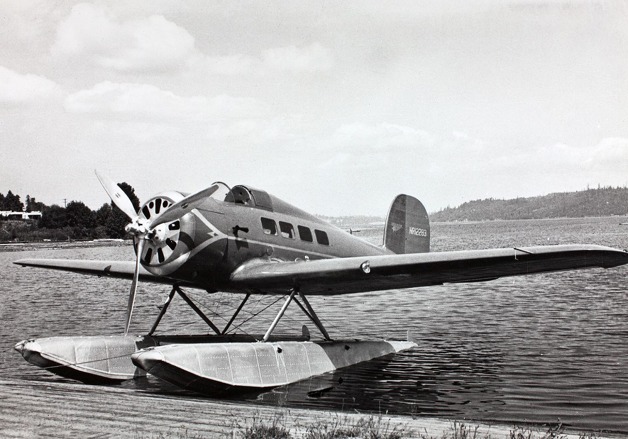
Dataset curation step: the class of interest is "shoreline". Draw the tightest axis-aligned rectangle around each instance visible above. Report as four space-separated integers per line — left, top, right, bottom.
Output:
0 378 620 438
0 239 130 252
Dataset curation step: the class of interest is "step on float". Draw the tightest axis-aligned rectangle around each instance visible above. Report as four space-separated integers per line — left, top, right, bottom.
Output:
15 335 416 394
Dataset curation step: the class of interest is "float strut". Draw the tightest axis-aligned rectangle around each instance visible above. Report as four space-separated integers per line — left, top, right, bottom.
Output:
221 293 250 335
147 285 178 336
175 286 221 335
262 289 297 342
297 292 331 341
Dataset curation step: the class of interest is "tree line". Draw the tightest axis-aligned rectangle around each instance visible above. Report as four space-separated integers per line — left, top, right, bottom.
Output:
0 183 140 242
431 186 628 222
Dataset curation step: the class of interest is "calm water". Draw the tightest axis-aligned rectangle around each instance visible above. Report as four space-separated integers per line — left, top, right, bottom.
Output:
1 217 628 433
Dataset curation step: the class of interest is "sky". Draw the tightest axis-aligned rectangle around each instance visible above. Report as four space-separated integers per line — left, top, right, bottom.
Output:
0 1 626 216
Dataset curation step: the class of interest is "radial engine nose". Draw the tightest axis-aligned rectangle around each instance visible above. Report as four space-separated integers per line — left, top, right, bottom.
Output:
136 191 195 271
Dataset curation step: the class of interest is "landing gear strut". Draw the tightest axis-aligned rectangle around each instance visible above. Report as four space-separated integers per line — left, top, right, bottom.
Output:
148 285 250 336
263 288 332 342
148 285 331 341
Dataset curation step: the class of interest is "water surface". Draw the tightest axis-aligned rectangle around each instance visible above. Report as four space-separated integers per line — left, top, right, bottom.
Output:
1 217 627 433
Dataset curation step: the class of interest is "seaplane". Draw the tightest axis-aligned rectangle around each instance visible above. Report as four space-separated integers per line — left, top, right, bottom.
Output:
14 171 628 395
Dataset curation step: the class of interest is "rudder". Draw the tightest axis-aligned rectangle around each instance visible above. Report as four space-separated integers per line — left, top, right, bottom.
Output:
383 194 430 254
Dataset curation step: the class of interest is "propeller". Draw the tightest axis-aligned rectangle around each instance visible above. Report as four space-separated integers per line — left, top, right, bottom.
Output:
126 238 145 335
94 170 138 222
146 184 219 230
95 170 218 335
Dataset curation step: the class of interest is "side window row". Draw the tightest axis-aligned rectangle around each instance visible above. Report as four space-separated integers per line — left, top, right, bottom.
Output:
261 217 329 246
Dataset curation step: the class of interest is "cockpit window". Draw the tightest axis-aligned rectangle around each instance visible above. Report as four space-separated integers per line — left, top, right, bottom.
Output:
261 217 277 235
250 189 273 211
210 182 231 201
315 229 329 246
225 186 252 205
279 221 295 239
223 185 273 211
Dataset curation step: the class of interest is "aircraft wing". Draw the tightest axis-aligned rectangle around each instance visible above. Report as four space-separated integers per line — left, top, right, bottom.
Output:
13 259 172 285
229 244 628 295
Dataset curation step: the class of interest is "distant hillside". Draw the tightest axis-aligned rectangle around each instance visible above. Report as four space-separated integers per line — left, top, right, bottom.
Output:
317 215 384 229
431 187 628 222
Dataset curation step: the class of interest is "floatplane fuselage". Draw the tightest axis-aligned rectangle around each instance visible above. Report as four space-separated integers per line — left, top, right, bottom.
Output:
13 173 628 395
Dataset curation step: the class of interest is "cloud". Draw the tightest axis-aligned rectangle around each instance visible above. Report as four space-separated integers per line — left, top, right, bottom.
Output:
261 43 333 73
51 3 196 73
64 81 268 121
0 65 60 105
50 4 333 77
519 139 628 176
331 122 434 151
195 43 334 75
315 122 435 176
587 137 628 171
199 54 256 76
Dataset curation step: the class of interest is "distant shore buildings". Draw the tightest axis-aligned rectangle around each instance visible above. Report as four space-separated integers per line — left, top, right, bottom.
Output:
0 210 42 220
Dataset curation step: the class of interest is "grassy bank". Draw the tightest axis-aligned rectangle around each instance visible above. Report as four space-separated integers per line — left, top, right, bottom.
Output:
0 379 613 439
231 413 601 439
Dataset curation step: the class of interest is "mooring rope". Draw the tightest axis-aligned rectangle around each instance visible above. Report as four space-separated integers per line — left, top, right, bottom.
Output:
36 352 136 370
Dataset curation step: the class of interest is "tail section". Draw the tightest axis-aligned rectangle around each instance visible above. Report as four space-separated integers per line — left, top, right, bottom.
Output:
384 194 430 254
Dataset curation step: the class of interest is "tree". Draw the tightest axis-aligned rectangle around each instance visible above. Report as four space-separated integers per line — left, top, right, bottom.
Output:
106 182 141 238
118 182 141 212
95 203 113 225
39 205 67 229
94 203 113 238
2 190 23 212
25 195 46 212
66 201 96 228
65 201 96 239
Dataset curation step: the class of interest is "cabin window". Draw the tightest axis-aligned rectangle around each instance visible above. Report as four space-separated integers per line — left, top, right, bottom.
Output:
261 217 277 235
279 221 295 239
298 225 313 242
315 229 329 246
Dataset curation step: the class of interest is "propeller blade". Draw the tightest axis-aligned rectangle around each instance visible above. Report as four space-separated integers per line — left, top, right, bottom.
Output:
147 184 219 229
95 170 138 221
124 238 145 335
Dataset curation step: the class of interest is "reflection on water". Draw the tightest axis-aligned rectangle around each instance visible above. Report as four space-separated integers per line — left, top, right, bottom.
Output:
1 217 628 433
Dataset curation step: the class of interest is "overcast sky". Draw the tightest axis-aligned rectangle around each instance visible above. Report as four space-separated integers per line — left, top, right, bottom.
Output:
1 1 626 216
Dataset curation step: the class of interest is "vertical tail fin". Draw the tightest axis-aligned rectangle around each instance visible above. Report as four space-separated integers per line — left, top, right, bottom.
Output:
383 194 430 254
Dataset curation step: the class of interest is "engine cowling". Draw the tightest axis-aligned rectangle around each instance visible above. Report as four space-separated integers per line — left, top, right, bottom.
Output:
134 191 196 276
